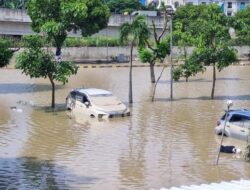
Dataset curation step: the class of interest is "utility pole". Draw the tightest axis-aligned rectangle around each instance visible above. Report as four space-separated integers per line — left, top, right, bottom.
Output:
170 13 173 100
166 5 174 101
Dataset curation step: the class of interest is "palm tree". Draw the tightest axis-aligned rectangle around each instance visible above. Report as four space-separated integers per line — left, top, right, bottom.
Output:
120 16 150 104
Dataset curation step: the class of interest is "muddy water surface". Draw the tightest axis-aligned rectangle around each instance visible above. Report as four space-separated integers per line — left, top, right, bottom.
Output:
0 65 250 190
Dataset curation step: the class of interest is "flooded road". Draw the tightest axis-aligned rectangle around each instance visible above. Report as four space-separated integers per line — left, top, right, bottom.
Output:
0 65 250 189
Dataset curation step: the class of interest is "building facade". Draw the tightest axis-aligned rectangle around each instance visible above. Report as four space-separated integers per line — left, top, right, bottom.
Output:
146 0 250 16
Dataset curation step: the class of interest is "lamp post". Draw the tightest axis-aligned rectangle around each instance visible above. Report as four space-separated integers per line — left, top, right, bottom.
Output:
216 100 233 165
166 6 174 101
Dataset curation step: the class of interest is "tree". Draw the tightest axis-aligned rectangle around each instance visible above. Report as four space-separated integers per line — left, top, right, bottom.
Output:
107 0 143 14
0 0 23 9
235 6 250 45
0 38 14 68
26 0 110 59
172 4 238 99
120 16 150 104
172 4 206 82
138 8 171 83
16 35 78 108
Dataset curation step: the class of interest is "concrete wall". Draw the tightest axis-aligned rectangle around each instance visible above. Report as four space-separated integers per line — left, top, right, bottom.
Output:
11 46 249 65
0 8 164 37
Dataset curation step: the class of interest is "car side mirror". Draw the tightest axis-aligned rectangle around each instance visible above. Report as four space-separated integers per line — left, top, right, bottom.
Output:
84 102 90 108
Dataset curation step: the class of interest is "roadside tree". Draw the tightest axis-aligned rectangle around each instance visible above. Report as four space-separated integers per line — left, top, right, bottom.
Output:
120 16 150 104
26 0 110 60
235 6 250 45
0 39 14 68
173 4 238 99
16 35 78 108
0 0 24 9
107 0 143 14
138 7 170 83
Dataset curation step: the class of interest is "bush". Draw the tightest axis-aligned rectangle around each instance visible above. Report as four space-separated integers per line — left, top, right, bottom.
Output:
64 36 122 47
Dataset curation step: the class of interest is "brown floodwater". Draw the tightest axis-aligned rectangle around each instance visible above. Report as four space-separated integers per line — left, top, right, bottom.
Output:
0 65 250 189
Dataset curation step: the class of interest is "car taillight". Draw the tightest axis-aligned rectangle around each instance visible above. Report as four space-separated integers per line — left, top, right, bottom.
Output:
216 120 221 126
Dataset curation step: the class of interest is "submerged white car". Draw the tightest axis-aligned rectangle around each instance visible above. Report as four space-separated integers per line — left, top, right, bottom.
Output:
66 88 130 118
215 109 250 141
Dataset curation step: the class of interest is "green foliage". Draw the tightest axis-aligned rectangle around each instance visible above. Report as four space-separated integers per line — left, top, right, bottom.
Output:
64 36 121 47
0 0 23 9
173 54 206 81
138 47 154 63
0 39 14 68
173 4 237 86
120 15 150 47
172 66 183 81
107 0 143 14
26 0 110 55
16 35 78 84
155 39 170 60
235 6 250 45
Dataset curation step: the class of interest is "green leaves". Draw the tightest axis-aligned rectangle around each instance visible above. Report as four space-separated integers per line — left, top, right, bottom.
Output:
235 6 250 45
16 35 78 83
138 48 154 63
0 39 14 68
107 0 143 14
120 16 150 47
26 0 110 53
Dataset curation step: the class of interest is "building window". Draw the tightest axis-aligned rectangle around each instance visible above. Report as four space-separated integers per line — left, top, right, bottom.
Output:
228 2 232 8
240 2 245 10
201 2 206 4
227 12 232 16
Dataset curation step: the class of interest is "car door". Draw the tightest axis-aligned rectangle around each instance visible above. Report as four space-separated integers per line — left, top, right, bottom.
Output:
74 93 92 116
229 114 248 140
241 116 250 141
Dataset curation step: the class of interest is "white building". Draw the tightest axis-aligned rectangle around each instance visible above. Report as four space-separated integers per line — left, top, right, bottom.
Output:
146 0 250 16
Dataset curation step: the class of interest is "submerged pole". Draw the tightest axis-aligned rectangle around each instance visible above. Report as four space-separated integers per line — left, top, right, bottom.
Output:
216 100 233 165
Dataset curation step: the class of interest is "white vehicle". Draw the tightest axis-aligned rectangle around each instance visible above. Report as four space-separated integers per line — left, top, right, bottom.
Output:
215 109 250 141
66 88 130 118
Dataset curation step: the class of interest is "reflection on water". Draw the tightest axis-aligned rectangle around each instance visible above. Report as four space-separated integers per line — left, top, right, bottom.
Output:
0 66 250 189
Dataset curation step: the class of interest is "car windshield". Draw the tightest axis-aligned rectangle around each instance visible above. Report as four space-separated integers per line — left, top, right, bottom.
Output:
89 94 122 106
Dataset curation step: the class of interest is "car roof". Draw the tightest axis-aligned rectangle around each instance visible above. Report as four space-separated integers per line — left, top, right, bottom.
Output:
227 109 250 116
73 88 112 96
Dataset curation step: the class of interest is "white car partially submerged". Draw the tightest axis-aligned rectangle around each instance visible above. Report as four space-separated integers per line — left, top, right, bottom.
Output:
66 88 130 118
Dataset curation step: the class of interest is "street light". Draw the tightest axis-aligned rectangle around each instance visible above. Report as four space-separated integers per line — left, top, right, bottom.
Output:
166 5 174 101
216 100 233 165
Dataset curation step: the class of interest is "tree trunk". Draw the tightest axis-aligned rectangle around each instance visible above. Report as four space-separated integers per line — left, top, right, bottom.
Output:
152 65 166 102
129 43 133 104
211 63 216 99
149 62 156 83
48 74 55 108
184 46 188 82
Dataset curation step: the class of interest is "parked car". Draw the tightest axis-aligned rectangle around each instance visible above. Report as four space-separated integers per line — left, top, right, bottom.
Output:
66 88 130 118
215 109 250 141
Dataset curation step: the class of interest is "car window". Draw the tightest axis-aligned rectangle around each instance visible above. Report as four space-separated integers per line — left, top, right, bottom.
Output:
229 114 244 122
70 91 76 98
75 93 83 102
221 113 226 120
82 95 89 103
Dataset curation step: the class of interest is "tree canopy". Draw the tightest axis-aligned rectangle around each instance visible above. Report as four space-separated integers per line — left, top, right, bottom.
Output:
0 0 24 9
173 4 238 99
0 39 14 68
235 6 250 45
26 0 110 57
16 35 78 108
107 0 143 14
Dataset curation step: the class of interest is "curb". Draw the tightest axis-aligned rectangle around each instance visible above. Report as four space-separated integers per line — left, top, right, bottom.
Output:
77 64 165 68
